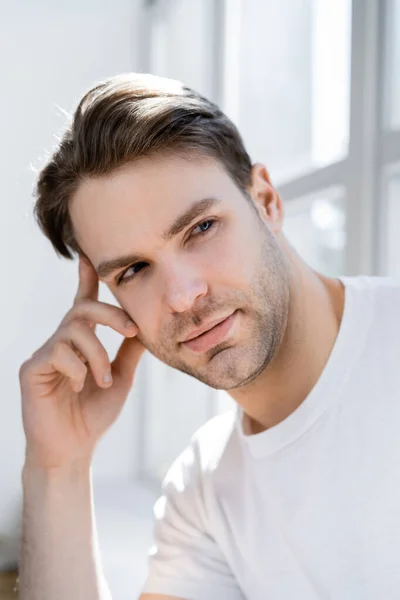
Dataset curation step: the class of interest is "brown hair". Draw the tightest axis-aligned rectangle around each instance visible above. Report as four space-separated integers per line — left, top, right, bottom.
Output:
33 73 253 259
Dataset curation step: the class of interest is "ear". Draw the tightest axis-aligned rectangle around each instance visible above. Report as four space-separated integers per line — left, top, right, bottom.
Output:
248 163 284 233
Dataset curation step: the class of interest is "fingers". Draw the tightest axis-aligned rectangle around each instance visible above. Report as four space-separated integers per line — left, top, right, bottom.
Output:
74 255 99 304
112 335 146 389
62 299 138 337
50 341 88 393
57 321 114 389
46 254 142 393
70 255 137 336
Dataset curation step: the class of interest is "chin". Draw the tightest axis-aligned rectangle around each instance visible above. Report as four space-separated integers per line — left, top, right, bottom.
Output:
190 346 268 390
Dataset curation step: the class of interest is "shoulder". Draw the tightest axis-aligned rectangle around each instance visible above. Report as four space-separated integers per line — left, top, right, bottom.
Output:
340 275 400 354
340 275 400 296
341 275 400 318
163 407 239 492
154 407 239 533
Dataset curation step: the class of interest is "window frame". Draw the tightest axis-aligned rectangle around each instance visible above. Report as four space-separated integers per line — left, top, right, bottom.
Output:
219 0 400 276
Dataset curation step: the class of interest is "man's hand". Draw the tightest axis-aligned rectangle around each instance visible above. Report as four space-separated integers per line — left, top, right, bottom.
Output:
19 255 146 470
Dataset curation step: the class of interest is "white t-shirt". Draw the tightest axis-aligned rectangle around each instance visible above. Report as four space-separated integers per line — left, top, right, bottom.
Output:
141 276 400 600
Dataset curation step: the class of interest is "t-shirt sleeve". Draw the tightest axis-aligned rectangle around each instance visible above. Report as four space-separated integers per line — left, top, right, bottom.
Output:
140 440 245 600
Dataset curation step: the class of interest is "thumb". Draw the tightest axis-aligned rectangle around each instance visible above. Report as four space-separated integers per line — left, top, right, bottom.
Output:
111 334 146 390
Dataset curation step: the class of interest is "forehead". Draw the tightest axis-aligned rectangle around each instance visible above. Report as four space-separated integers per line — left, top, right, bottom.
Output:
69 155 238 260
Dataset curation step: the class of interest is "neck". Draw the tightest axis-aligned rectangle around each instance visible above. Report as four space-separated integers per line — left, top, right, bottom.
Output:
228 245 345 435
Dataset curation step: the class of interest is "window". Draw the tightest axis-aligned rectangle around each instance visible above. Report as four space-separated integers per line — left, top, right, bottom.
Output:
383 164 400 277
380 0 400 274
221 0 352 277
284 188 346 276
148 0 218 101
236 0 351 184
385 0 400 130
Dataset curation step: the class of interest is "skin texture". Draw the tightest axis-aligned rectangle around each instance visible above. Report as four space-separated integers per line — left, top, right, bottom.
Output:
70 153 345 433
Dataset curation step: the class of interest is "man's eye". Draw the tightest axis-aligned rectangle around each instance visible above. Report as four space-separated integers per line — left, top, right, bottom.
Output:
191 219 216 236
117 262 147 286
116 221 216 286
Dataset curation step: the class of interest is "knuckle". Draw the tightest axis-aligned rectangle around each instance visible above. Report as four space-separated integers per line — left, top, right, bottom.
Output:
51 340 66 360
67 319 87 337
64 300 90 323
74 298 92 311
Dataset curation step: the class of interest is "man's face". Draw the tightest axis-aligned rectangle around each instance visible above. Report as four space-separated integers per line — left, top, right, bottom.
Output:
70 155 290 390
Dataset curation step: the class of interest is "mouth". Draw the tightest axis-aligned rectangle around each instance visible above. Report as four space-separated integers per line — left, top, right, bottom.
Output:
181 311 238 353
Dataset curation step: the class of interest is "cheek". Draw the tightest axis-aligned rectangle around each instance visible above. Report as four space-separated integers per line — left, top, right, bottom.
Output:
114 287 159 338
208 225 256 288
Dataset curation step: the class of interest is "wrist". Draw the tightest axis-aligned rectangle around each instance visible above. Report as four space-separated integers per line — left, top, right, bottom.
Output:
22 454 92 483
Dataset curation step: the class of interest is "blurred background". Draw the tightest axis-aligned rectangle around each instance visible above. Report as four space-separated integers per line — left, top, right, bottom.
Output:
1 0 399 597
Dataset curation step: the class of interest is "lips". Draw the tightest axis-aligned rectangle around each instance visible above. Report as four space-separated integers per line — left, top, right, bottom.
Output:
182 314 234 342
181 311 238 353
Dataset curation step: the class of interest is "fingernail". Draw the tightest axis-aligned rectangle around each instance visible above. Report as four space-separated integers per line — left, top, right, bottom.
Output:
103 370 112 384
125 319 135 328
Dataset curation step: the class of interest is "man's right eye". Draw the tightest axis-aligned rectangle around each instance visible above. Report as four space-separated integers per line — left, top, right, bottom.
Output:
117 262 147 286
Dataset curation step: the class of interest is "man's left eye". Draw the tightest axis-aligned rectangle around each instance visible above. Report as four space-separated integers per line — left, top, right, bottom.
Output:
191 219 215 236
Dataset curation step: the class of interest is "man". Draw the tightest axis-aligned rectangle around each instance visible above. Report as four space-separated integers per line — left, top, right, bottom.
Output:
18 73 400 600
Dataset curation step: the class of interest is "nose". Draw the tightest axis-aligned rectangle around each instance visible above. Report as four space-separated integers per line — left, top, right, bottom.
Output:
161 263 208 313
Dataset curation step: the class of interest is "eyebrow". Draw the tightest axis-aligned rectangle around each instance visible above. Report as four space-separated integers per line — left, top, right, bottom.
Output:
96 196 222 279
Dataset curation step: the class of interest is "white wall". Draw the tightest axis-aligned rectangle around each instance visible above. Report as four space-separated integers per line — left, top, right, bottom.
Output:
0 0 145 568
